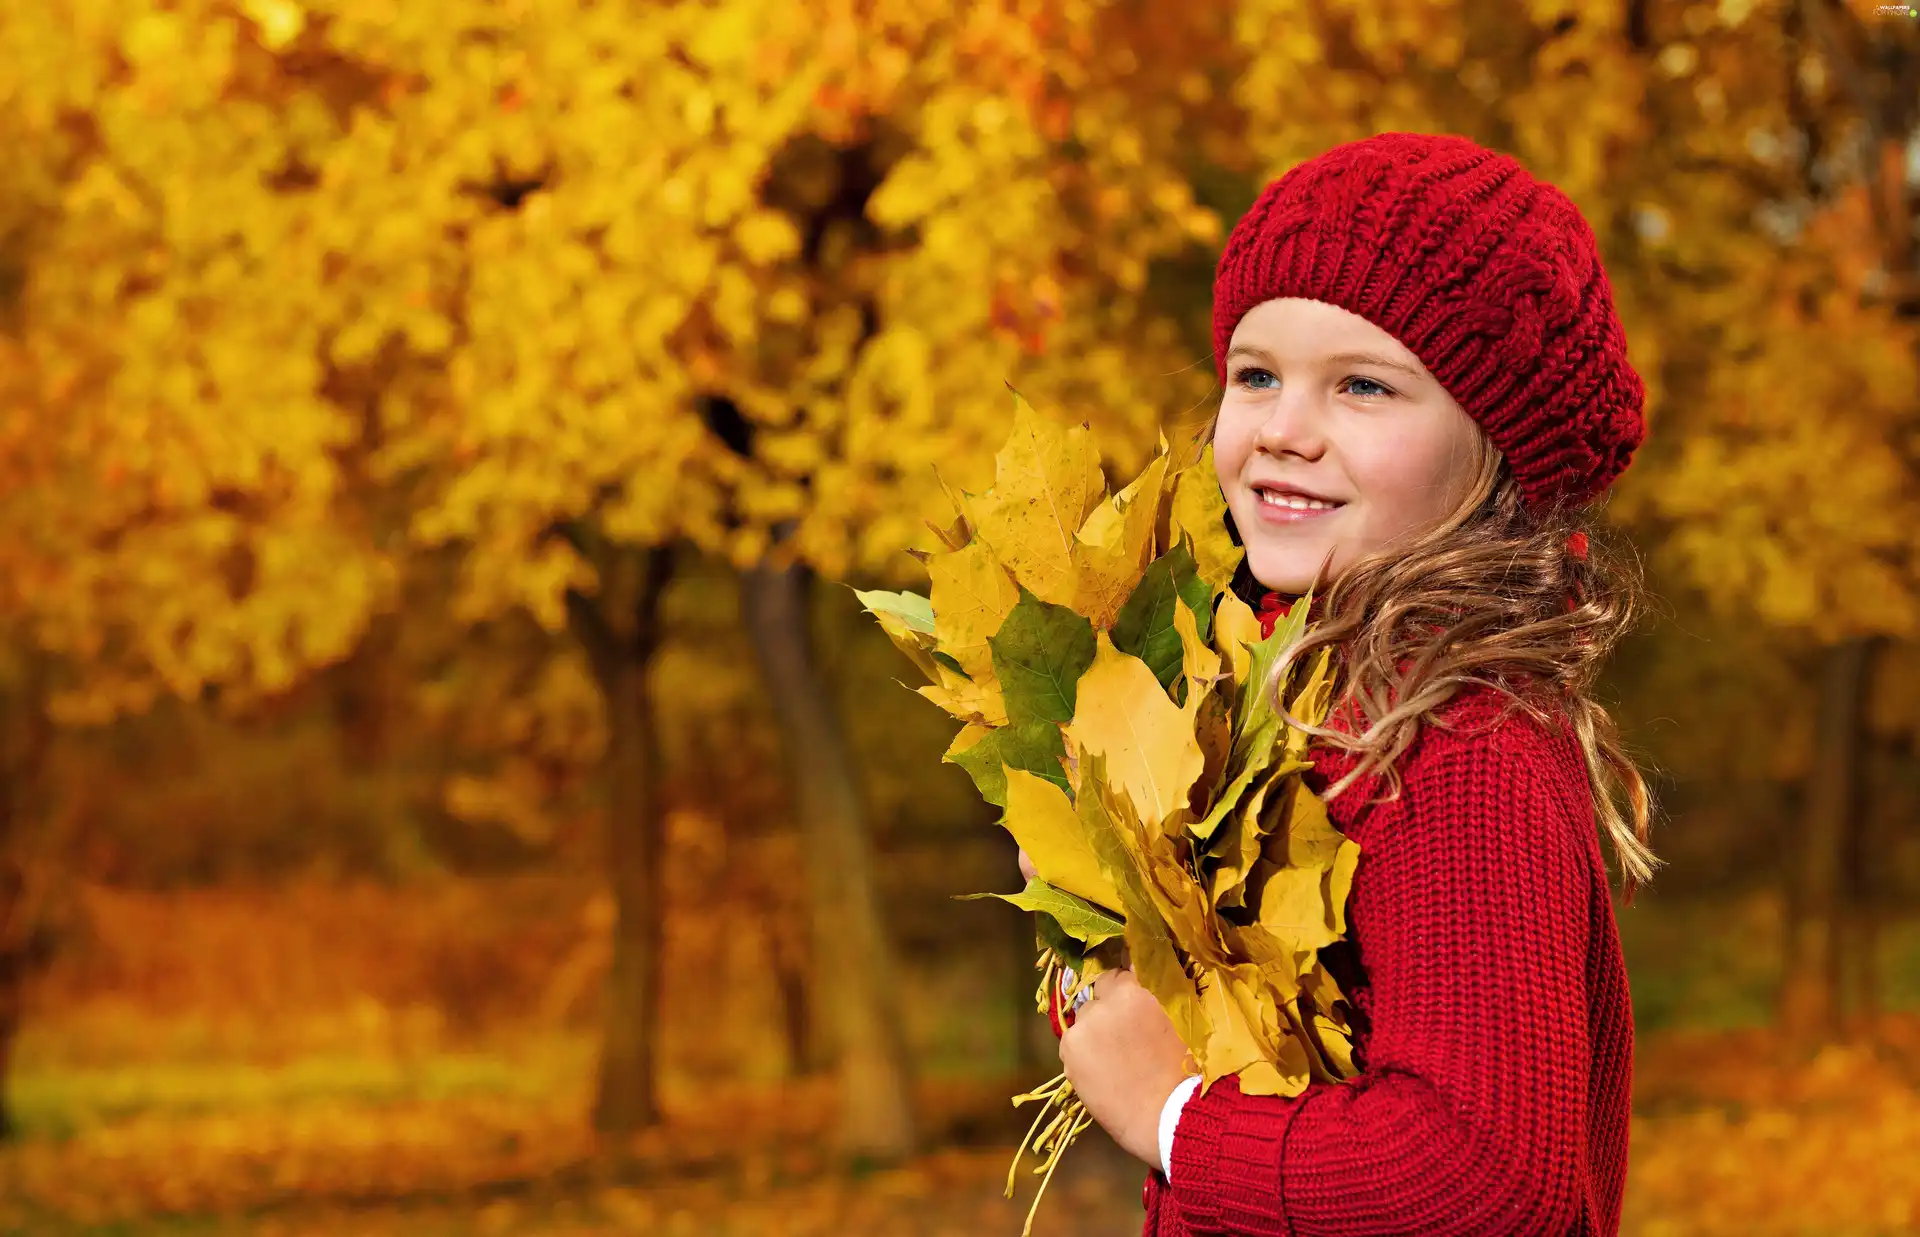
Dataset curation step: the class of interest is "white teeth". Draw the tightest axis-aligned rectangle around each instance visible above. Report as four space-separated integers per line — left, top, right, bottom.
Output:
1258 490 1337 511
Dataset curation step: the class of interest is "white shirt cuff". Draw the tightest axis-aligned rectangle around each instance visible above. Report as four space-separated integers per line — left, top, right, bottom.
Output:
1157 1075 1202 1178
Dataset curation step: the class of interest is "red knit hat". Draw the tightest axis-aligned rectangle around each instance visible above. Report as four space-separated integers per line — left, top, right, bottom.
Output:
1212 132 1646 510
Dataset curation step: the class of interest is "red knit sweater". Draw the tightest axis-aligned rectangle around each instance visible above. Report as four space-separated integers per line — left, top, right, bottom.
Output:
1143 685 1634 1236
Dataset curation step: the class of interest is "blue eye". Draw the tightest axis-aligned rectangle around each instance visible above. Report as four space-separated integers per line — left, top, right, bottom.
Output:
1231 367 1395 398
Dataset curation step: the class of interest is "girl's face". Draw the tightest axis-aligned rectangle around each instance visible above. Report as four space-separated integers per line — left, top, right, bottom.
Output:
1214 297 1490 595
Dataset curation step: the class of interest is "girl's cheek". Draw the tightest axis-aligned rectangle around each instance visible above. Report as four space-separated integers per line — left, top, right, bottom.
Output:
1212 405 1252 492
1214 454 1240 504
1349 437 1455 541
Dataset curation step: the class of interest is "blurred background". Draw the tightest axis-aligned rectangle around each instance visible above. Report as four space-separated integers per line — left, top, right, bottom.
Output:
1 0 1919 1234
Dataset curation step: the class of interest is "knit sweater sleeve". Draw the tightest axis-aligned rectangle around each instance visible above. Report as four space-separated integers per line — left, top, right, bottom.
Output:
1164 722 1600 1236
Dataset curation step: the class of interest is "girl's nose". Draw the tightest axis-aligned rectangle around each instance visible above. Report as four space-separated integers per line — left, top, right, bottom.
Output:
1252 389 1328 461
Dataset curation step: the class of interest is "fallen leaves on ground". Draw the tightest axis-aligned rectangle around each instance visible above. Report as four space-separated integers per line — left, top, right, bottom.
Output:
1622 1019 1920 1237
7 1023 1920 1235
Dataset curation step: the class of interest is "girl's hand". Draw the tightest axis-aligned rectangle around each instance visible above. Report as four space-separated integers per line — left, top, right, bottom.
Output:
1058 968 1194 1172
1018 848 1038 882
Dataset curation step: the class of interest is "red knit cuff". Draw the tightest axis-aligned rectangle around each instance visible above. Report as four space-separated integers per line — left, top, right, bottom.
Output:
1166 1075 1319 1236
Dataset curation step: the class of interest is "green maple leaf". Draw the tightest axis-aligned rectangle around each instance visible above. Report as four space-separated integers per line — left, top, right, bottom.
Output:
960 878 1125 946
1112 543 1211 694
990 587 1097 725
947 720 1069 807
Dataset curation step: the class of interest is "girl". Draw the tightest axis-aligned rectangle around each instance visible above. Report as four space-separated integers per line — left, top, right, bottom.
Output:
1054 132 1657 1236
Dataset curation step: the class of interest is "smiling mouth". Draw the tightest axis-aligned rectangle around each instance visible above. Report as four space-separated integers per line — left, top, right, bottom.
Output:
1252 485 1344 516
1258 491 1340 512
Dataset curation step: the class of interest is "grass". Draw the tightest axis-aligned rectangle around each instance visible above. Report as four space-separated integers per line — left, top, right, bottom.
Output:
7 1038 596 1143
1617 890 1920 1033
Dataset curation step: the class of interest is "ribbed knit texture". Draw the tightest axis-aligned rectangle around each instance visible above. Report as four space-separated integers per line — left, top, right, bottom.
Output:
1212 132 1646 511
1140 685 1634 1237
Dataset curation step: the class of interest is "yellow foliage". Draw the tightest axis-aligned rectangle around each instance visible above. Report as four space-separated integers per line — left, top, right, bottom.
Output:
927 538 1020 694
998 768 1122 913
5 0 1915 706
964 398 1105 608
1618 182 1920 637
1067 633 1205 830
1 0 1223 710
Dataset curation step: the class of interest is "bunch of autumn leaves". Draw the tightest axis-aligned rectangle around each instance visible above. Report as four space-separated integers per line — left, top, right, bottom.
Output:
859 396 1362 1106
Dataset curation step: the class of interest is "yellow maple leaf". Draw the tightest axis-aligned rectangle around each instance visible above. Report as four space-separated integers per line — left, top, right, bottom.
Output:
1209 760 1295 911
918 661 1009 727
1197 965 1269 1079
964 393 1103 607
926 537 1019 684
1071 453 1169 628
1198 966 1314 1097
945 722 992 759
863 608 942 682
1299 964 1358 1078
1000 768 1122 912
1169 444 1240 591
1172 593 1220 691
1192 687 1234 818
1230 783 1358 951
1067 631 1204 828
1079 767 1209 1052
1211 593 1261 690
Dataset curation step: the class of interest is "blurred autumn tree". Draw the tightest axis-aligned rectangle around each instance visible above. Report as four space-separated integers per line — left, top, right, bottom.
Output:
1 0 1227 1153
1593 0 1920 1044
0 9 398 1133
400 0 1234 1151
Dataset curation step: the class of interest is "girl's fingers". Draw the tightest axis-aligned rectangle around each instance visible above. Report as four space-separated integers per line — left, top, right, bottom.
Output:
1018 848 1038 882
1073 967 1135 1020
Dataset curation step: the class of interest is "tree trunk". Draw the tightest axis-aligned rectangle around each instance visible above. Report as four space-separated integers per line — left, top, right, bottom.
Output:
0 658 52 1143
328 613 430 872
766 914 815 1076
739 563 916 1159
570 547 674 1138
330 611 401 769
1838 729 1886 1040
1778 638 1874 1047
